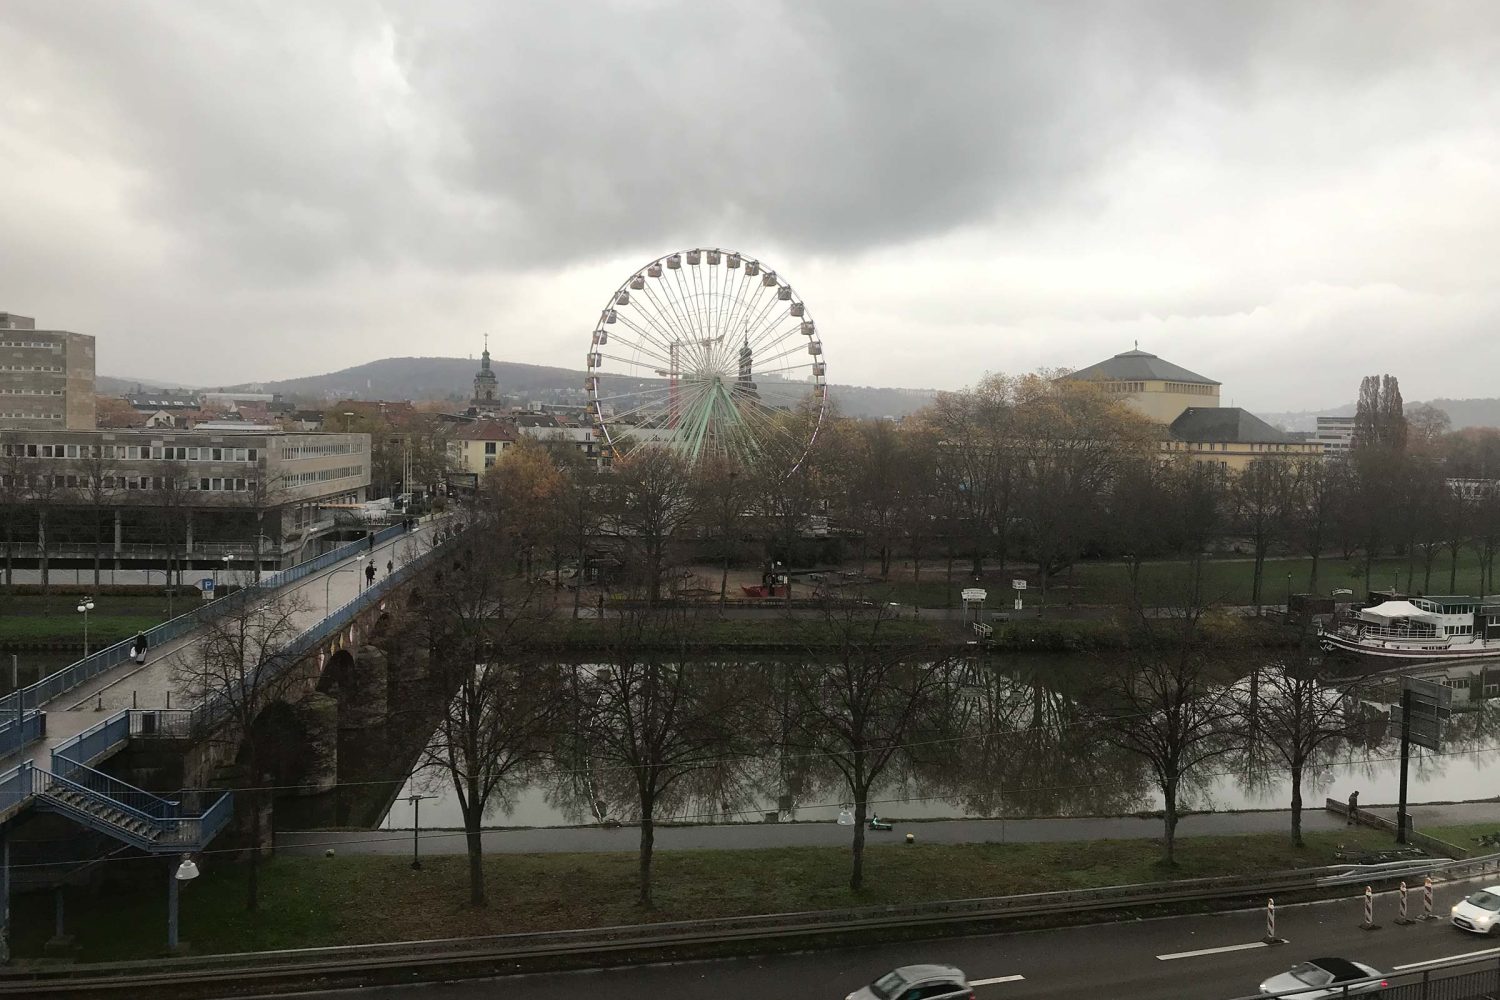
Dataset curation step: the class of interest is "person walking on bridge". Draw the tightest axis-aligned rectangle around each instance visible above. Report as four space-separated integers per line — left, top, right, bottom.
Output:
131 631 148 665
364 562 376 590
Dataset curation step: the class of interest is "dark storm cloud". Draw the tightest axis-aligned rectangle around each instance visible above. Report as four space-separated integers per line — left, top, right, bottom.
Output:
7 0 1485 276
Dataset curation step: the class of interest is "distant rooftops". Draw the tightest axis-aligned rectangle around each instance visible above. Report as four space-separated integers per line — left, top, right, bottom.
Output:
1068 349 1220 386
1169 407 1293 444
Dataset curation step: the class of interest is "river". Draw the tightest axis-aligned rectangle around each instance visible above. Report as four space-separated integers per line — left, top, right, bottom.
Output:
378 652 1500 831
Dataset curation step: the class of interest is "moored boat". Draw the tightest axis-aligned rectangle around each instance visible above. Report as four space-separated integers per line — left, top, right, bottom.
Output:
1320 595 1500 661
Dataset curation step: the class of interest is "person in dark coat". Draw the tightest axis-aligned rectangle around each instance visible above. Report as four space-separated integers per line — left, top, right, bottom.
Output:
132 632 148 665
364 562 376 588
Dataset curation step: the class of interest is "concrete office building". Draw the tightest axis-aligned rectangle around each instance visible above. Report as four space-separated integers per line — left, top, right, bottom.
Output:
0 427 372 576
0 312 96 430
1313 415 1356 457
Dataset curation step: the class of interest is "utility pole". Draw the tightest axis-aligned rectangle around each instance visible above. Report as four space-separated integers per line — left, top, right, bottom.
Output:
1397 684 1412 844
407 793 434 870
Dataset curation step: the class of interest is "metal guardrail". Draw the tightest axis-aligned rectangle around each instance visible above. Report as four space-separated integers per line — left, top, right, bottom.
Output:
48 712 130 776
1227 954 1500 999
0 523 409 739
7 852 1499 995
0 711 42 757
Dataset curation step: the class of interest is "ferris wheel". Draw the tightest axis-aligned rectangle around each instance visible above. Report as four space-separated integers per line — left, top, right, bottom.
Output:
586 248 827 472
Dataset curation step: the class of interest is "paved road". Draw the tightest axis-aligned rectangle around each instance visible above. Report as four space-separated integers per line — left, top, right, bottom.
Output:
213 878 1500 1000
278 808 1364 857
0 518 443 771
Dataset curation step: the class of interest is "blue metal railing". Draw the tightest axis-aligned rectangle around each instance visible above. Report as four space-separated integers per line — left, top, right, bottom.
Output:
0 523 410 727
49 711 131 776
0 761 32 819
0 711 43 757
44 765 179 823
186 524 465 735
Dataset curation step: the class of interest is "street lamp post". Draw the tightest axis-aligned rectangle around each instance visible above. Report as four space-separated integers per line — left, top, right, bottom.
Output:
76 599 95 657
407 792 434 869
324 556 365 615
166 853 199 951
220 554 234 593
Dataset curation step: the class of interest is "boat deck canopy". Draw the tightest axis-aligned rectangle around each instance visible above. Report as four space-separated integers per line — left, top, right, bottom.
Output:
1358 600 1444 623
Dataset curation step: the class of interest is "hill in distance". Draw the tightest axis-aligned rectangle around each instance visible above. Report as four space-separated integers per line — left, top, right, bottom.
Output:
220 356 939 420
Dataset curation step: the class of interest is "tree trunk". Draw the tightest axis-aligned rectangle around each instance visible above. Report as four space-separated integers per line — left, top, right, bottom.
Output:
1251 546 1266 613
638 807 655 907
1161 779 1179 866
247 787 261 913
1451 546 1460 592
850 794 869 891
466 826 485 906
38 508 47 593
1289 762 1304 848
720 548 729 611
1308 549 1321 595
93 510 104 590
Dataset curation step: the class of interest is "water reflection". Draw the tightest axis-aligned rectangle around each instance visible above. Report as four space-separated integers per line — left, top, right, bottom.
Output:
382 652 1500 831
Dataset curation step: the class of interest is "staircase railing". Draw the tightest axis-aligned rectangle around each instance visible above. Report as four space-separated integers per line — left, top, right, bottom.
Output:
44 761 179 822
49 711 130 774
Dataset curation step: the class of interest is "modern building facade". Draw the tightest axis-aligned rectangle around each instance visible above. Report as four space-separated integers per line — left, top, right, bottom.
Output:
1313 415 1356 457
0 312 96 431
447 421 514 475
1063 348 1221 425
0 427 371 574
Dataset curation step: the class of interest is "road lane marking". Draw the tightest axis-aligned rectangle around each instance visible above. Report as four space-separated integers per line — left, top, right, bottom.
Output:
969 975 1026 986
1157 942 1269 961
1394 946 1500 971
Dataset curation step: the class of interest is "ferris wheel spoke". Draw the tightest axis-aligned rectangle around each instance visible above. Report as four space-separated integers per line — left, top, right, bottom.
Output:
669 267 715 372
745 307 796 358
615 296 689 359
608 318 682 371
752 338 819 373
652 274 715 374
588 382 681 406
636 282 696 358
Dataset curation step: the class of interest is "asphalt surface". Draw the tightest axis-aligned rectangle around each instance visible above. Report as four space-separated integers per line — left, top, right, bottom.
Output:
216 877 1500 1000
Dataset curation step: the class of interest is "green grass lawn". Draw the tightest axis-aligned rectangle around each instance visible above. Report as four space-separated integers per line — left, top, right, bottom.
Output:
10 827 1396 962
877 550 1497 609
1422 824 1500 853
0 593 176 647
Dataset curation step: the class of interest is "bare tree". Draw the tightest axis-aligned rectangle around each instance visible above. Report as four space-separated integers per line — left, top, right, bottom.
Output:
419 533 560 906
174 589 310 912
605 448 695 604
693 456 753 609
560 604 757 907
782 605 958 890
79 445 118 590
1247 655 1367 846
1090 565 1243 864
1230 458 1300 613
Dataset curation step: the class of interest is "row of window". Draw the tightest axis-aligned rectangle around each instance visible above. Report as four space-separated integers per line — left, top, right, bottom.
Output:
0 341 62 350
0 412 61 420
1165 382 1216 395
0 364 63 372
1104 381 1145 393
287 465 364 485
281 441 359 459
0 442 261 462
0 473 255 492
0 388 64 395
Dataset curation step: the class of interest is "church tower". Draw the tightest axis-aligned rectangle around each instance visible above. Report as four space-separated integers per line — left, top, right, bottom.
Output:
472 334 499 412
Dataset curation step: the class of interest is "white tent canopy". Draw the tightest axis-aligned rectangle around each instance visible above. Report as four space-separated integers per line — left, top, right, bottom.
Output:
1358 600 1443 623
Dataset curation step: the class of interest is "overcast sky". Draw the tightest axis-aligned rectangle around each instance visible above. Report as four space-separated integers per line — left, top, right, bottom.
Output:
3 1 1498 411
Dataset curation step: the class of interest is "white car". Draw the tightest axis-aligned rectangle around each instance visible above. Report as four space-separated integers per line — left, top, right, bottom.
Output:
846 964 973 1000
1451 886 1500 935
1258 957 1385 998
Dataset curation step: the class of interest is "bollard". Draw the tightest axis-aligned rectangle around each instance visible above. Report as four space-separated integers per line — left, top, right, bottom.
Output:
1420 877 1436 921
1360 885 1381 931
1396 881 1413 925
1262 897 1284 944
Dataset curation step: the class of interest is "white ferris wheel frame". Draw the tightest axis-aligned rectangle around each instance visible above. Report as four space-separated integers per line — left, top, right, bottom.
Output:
585 247 828 473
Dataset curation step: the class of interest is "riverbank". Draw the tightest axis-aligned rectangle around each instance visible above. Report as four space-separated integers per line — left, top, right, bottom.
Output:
9 827 1394 962
534 610 1301 652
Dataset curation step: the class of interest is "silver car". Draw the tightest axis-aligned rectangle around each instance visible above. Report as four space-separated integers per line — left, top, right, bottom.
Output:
846 964 973 1000
1258 957 1386 998
1451 885 1500 935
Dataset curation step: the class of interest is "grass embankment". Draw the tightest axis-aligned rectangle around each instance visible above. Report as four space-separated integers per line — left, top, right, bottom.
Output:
11 827 1394 962
877 550 1497 609
538 609 1296 653
0 595 169 649
1424 824 1500 853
